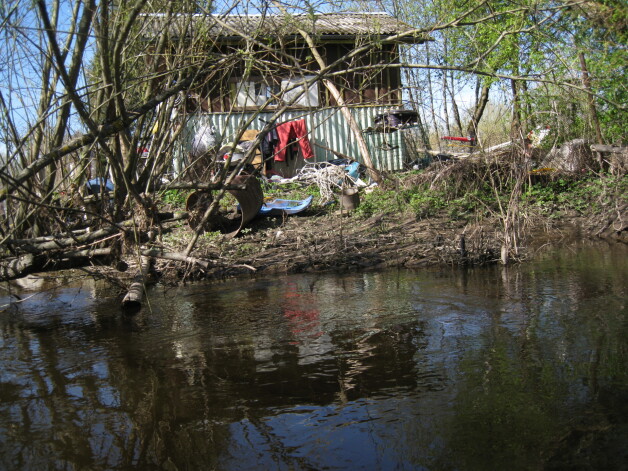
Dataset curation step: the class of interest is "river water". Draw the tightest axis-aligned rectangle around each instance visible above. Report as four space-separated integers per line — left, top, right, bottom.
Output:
1 242 627 470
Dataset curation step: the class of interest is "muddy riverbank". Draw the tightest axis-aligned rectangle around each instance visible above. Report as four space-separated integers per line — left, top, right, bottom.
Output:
123 194 627 286
2 167 626 294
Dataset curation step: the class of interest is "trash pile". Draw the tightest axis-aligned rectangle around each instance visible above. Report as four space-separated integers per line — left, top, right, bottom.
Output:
263 160 370 203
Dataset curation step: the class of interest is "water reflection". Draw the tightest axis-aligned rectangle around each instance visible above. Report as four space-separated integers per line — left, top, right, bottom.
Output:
0 243 627 470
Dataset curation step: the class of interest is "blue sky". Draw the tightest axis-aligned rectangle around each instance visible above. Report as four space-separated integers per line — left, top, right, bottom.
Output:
0 0 96 158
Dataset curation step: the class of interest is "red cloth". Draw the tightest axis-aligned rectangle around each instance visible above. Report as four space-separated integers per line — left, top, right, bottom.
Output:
273 119 314 162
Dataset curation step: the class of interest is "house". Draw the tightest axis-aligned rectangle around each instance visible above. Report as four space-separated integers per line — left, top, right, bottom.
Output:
142 12 427 176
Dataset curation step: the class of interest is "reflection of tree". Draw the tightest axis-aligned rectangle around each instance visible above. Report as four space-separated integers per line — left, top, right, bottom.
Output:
445 248 628 470
450 266 562 470
450 337 562 471
0 292 238 469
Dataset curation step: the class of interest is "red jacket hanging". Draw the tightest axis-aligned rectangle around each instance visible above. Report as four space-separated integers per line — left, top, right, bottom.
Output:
273 119 315 162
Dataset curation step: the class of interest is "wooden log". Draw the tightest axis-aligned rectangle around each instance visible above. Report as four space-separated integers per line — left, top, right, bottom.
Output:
0 248 113 281
590 144 628 154
591 145 628 175
4 213 183 254
62 248 112 258
5 229 90 246
10 227 119 253
0 254 35 280
121 256 155 311
140 248 210 269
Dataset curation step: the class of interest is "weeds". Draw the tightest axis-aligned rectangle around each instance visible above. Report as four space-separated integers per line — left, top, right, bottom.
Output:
356 174 500 221
355 188 407 217
263 182 320 201
160 189 190 209
522 173 627 215
408 191 447 218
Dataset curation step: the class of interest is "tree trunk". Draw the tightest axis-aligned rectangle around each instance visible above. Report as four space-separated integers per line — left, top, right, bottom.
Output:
466 83 490 148
510 79 522 140
298 37 381 183
448 71 464 136
402 68 431 150
579 52 604 145
425 43 440 147
442 72 451 136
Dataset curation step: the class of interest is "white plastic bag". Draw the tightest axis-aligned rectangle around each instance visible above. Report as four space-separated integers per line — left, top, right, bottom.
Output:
191 125 217 157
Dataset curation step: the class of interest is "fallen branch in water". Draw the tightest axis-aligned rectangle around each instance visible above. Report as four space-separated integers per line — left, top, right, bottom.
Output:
122 255 157 311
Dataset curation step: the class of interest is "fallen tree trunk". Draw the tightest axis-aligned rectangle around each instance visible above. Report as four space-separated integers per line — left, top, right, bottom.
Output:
5 229 90 246
590 144 628 175
0 248 113 281
590 144 628 154
19 228 121 253
0 210 198 282
4 212 184 254
0 254 36 281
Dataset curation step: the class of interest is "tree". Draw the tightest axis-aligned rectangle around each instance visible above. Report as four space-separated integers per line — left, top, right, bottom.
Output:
353 0 626 146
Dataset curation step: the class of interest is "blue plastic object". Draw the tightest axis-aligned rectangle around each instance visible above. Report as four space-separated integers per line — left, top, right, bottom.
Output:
345 162 361 180
86 178 114 195
259 195 314 217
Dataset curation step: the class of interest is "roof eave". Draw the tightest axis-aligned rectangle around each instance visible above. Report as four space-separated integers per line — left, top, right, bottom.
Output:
210 33 430 44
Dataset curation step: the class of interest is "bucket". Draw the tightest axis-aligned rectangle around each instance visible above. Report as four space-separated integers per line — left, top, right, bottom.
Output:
340 188 360 210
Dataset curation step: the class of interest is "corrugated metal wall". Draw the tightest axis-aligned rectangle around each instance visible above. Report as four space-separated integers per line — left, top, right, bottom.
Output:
178 106 409 173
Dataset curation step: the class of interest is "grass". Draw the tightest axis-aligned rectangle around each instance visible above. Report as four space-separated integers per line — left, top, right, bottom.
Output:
160 189 190 209
262 181 320 201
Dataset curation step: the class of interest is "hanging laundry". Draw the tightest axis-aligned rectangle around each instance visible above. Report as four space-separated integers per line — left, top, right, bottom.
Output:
261 127 279 162
273 119 315 162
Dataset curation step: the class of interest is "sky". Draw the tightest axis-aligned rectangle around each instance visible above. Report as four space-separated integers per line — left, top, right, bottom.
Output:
1 0 95 154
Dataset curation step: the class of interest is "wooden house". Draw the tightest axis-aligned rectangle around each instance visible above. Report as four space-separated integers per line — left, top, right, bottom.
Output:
142 12 426 175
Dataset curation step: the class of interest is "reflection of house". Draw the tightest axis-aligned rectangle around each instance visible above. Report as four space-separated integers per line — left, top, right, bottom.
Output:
144 12 427 174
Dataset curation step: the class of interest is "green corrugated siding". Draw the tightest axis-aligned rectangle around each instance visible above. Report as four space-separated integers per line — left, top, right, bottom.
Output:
178 106 407 172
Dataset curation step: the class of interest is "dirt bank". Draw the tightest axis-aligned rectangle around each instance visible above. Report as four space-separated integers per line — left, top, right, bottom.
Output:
2 164 625 294
148 197 627 284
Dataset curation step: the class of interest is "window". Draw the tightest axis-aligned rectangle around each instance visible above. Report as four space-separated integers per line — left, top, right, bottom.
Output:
281 76 319 108
235 80 269 108
233 76 319 109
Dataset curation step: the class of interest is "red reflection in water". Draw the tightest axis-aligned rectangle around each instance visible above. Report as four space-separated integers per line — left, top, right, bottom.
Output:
282 282 322 341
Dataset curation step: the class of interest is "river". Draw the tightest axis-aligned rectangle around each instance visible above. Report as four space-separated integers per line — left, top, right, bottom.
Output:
1 242 627 470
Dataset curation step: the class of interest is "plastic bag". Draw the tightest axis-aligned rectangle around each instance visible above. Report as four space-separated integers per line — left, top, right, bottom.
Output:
191 125 217 157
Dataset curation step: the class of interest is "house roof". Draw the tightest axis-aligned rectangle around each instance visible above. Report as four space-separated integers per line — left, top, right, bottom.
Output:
140 12 427 44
